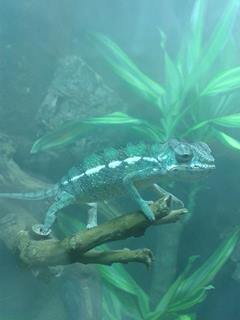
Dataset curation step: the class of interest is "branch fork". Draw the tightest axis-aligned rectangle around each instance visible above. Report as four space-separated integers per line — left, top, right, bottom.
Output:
11 196 187 268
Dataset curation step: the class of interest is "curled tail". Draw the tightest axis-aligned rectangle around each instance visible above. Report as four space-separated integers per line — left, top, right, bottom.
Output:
0 184 58 201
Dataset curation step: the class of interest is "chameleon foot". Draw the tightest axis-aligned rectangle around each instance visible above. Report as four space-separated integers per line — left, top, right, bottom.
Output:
32 224 51 236
153 184 184 209
146 200 154 205
86 222 97 229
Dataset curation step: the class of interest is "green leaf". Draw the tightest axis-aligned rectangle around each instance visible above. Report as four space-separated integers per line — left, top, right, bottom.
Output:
90 33 165 109
182 113 240 137
177 0 205 77
177 315 197 320
212 113 240 127
185 0 240 90
190 0 205 49
199 0 239 73
147 256 199 319
148 228 240 318
57 208 240 319
168 289 208 313
147 273 186 319
102 287 124 320
178 228 240 297
99 264 149 318
186 0 206 72
31 112 162 153
213 129 240 150
201 66 240 95
158 29 182 111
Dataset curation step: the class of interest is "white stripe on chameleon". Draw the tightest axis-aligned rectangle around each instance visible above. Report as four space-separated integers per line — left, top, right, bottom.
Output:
71 173 85 181
108 160 122 168
85 165 105 176
63 155 159 184
124 156 141 165
142 157 158 163
62 173 85 185
158 154 167 161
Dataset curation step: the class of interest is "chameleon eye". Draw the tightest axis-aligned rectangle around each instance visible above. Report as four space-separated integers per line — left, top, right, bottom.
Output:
175 152 193 163
174 144 193 163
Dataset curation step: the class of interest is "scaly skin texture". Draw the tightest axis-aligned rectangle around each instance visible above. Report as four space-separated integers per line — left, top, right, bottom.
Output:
0 139 215 236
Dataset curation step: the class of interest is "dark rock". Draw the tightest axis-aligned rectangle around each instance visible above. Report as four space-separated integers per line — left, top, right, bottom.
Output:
37 55 127 133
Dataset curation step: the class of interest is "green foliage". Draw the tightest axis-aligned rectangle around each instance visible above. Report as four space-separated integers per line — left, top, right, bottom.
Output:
183 113 240 137
31 112 162 153
213 129 240 150
31 0 240 154
201 66 240 96
187 0 239 85
57 211 240 320
99 264 149 319
187 0 205 71
150 228 240 318
104 228 240 320
89 33 165 109
176 315 196 320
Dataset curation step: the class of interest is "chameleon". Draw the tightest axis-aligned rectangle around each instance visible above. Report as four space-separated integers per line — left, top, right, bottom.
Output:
0 139 215 236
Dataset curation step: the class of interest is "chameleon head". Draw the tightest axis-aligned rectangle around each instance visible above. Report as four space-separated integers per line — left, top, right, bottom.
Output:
161 139 215 180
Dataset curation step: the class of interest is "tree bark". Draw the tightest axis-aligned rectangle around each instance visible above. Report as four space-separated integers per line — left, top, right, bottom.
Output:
1 197 186 268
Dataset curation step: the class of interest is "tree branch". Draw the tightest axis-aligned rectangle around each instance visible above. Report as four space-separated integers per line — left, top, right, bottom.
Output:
79 248 154 267
61 197 185 253
13 196 187 268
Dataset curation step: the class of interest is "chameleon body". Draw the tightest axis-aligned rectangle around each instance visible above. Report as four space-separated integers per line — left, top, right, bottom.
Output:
0 139 215 236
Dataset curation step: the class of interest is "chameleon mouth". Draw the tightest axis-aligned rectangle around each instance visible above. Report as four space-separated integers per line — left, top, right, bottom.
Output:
168 163 215 172
192 164 216 170
168 163 215 181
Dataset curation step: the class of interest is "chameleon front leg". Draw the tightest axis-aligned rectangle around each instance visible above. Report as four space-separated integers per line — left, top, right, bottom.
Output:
32 191 75 236
123 171 155 222
86 202 98 229
152 184 184 210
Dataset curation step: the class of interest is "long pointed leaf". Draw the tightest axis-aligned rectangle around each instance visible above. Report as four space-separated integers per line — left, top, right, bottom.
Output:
186 0 240 90
199 0 239 72
182 113 240 137
158 29 182 114
201 66 240 95
213 113 240 127
90 33 165 109
187 0 206 72
99 264 149 318
178 228 240 298
148 228 240 318
213 128 240 150
147 257 199 319
31 112 162 153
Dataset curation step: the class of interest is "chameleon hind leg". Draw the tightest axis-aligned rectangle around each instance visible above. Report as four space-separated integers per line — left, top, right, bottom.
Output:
86 202 98 229
32 191 75 236
123 170 155 222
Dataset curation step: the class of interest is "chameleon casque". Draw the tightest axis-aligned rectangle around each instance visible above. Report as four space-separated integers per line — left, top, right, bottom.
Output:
0 139 215 236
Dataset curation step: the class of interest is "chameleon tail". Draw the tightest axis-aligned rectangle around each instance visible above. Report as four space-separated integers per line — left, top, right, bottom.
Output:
0 184 58 201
